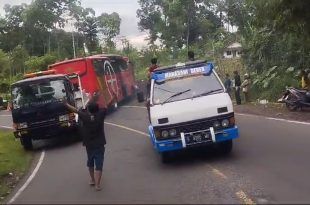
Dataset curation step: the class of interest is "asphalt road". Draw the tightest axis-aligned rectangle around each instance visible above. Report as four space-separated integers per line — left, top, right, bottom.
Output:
1 102 310 204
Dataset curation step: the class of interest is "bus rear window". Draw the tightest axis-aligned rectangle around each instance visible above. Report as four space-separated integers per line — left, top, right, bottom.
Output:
109 58 128 72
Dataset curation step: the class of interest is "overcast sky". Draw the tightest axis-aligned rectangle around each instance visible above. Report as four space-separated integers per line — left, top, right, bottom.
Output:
0 0 148 48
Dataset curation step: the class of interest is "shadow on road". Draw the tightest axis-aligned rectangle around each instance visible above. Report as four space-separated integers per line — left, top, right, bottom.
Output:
161 146 237 167
31 133 81 152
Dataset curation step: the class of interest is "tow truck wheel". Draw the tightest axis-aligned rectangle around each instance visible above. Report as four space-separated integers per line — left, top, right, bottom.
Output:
20 137 33 150
219 140 233 155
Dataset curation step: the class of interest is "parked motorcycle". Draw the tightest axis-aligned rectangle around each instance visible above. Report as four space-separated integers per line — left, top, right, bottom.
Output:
278 87 310 111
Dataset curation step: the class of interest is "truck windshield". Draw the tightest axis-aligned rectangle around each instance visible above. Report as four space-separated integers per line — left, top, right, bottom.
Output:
152 72 223 105
12 79 67 109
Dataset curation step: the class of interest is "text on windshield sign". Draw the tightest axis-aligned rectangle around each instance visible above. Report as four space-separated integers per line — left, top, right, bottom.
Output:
152 63 213 82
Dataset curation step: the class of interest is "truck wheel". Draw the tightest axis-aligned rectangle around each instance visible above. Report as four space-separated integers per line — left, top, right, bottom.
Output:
20 137 33 150
112 102 118 111
219 140 233 155
137 91 144 102
161 152 174 164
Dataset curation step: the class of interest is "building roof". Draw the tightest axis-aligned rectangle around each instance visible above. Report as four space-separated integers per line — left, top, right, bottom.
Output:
226 42 242 50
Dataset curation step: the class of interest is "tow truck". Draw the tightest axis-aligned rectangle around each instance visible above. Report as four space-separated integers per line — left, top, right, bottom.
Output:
11 70 85 150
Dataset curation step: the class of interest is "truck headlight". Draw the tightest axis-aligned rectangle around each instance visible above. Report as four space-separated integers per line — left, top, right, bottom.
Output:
59 114 69 122
221 119 230 127
161 130 169 138
17 122 28 129
213 121 221 129
169 129 177 137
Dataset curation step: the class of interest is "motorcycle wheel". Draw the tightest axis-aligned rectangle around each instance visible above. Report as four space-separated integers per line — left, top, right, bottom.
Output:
285 94 298 111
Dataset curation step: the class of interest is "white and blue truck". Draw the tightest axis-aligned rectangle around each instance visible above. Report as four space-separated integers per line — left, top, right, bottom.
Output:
147 60 239 162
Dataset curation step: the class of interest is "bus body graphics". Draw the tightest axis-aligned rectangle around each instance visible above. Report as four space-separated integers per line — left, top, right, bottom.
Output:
49 55 137 110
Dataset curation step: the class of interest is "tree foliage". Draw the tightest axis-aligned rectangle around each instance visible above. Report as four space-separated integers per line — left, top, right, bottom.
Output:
137 0 223 50
98 12 121 49
0 0 122 90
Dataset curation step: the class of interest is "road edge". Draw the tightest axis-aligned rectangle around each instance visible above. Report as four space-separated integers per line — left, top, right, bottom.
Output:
4 150 45 204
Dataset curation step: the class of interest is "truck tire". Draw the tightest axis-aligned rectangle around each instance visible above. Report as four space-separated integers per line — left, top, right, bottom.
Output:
137 91 144 102
21 137 33 150
219 140 232 155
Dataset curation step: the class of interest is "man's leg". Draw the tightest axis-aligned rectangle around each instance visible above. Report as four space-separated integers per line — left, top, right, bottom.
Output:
235 88 241 104
86 148 95 185
245 92 250 102
89 167 95 185
94 170 102 191
94 147 105 191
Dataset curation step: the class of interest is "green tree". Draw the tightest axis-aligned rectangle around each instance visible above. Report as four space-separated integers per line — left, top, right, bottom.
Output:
0 49 10 78
25 54 57 72
137 0 222 53
10 45 29 75
97 12 121 49
74 7 99 53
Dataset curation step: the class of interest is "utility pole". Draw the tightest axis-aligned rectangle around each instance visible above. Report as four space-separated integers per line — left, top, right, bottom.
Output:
72 32 76 58
186 4 190 53
48 32 51 54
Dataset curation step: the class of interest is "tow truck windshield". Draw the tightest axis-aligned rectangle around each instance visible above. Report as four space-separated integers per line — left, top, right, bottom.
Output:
153 72 223 105
12 79 67 109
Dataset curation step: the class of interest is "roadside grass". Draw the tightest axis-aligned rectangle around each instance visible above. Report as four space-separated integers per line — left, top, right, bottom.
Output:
0 131 32 203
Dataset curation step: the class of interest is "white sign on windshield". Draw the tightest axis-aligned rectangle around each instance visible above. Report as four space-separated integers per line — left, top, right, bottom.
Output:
164 66 207 79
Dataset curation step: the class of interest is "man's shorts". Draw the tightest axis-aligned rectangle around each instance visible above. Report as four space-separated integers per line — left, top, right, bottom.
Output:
86 147 105 171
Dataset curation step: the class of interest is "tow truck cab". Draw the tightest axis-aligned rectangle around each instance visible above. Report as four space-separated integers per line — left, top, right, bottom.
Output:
11 71 78 150
147 60 239 162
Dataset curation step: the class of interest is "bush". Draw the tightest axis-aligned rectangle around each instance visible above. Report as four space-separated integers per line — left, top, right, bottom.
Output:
250 66 299 101
25 54 57 72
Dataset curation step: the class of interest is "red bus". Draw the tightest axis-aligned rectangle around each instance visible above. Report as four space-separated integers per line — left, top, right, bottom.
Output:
92 54 136 99
48 55 136 109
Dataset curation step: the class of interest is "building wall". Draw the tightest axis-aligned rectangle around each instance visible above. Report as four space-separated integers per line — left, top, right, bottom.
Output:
223 49 242 59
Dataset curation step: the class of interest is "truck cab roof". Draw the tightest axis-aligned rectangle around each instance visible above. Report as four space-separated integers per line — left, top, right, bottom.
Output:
12 74 67 86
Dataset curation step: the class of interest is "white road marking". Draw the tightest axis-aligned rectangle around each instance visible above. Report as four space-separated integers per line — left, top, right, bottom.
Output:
121 106 310 126
236 113 310 126
8 151 45 204
265 117 310 125
121 105 146 109
236 190 255 205
105 122 148 137
235 113 260 118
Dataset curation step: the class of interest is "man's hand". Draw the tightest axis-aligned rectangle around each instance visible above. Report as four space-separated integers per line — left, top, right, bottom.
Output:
62 97 78 113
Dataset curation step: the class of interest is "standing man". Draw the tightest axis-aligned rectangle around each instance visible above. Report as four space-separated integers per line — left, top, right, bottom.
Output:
146 57 158 95
241 73 251 102
233 71 242 105
224 73 232 97
147 58 158 78
63 95 107 191
188 51 195 61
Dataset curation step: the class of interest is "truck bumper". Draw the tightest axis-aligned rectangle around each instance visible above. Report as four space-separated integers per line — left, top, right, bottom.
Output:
14 120 77 140
149 126 239 153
